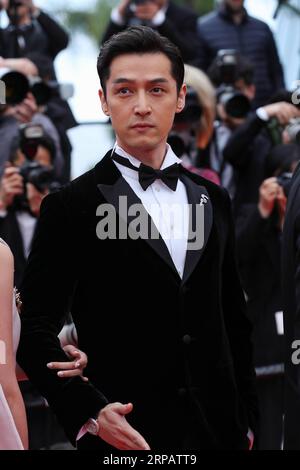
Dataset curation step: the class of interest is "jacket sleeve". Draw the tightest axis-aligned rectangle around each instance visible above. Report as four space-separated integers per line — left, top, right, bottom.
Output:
17 190 108 446
236 204 270 264
221 190 259 435
37 10 69 58
223 113 266 170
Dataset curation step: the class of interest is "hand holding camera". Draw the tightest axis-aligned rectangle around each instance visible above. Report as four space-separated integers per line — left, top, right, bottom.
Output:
258 177 287 219
0 165 24 210
263 102 300 125
9 92 38 123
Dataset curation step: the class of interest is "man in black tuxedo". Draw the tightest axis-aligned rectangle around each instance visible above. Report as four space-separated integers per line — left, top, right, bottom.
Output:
101 0 201 65
17 26 258 451
282 161 300 449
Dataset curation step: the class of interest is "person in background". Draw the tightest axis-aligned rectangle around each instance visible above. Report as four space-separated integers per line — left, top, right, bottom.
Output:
236 144 300 449
101 0 201 65
196 0 284 108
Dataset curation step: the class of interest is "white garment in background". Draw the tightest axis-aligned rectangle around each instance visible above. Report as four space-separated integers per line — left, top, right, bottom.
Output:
0 238 23 450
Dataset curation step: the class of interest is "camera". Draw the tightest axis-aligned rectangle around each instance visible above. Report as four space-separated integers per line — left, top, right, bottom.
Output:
11 124 60 212
174 87 202 125
19 161 56 193
277 171 293 197
267 116 300 146
0 70 74 106
167 87 202 158
215 49 251 119
285 118 300 145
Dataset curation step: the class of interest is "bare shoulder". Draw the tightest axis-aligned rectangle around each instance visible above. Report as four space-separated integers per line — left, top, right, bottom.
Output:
0 243 14 272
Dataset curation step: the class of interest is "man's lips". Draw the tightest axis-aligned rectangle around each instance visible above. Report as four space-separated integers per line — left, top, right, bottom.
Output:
131 123 155 129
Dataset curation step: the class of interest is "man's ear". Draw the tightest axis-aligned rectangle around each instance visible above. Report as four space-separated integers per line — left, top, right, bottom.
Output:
176 84 187 114
98 89 110 116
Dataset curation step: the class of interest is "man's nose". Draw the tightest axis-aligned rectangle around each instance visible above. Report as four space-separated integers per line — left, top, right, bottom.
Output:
134 92 151 116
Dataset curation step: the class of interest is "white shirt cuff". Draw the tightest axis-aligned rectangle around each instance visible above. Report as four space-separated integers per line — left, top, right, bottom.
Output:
256 107 269 122
247 428 254 450
151 10 166 26
0 209 7 217
111 7 126 26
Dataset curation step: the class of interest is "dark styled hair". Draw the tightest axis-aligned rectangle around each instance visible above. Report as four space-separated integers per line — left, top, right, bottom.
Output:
97 26 185 96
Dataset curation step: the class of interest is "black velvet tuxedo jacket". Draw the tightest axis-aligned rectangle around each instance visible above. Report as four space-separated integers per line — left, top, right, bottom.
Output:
282 162 300 450
17 151 258 450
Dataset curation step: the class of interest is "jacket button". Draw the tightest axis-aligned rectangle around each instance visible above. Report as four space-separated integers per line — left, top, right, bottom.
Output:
182 334 192 345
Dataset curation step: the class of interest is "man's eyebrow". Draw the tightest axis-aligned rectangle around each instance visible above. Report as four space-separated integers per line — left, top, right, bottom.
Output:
112 78 170 85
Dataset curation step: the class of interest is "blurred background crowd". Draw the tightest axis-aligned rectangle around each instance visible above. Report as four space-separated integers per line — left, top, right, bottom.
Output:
1 0 300 451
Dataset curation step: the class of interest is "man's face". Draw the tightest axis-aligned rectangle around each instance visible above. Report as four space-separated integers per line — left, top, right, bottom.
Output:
235 78 256 101
99 53 186 156
224 0 244 12
7 0 30 20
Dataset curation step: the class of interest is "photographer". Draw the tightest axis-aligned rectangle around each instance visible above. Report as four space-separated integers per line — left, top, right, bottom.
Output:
196 0 284 108
207 52 255 197
236 143 300 449
0 0 68 68
0 95 64 178
223 93 300 215
101 0 201 64
0 124 59 288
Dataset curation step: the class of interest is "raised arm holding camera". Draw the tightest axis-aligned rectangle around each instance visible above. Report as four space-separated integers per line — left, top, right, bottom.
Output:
0 0 69 62
0 123 60 287
102 0 201 65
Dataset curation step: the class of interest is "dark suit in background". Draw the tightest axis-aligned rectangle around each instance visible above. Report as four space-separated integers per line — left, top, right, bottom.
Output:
237 204 284 449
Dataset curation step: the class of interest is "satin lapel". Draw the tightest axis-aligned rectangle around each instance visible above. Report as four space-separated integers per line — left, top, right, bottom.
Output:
180 173 213 285
97 176 178 276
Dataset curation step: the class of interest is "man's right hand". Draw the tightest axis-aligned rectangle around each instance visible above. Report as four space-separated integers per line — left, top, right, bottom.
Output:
0 166 24 210
263 102 300 125
98 402 151 450
117 0 131 19
258 177 281 218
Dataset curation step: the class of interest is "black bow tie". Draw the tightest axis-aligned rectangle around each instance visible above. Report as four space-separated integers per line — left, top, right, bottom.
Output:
112 152 181 191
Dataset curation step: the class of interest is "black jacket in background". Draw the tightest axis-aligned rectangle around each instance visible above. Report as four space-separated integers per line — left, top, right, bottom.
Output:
0 10 69 60
101 1 201 65
236 204 284 368
196 4 284 107
223 113 272 216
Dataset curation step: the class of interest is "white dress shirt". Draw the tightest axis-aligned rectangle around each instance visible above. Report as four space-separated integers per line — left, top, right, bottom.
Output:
113 143 189 278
